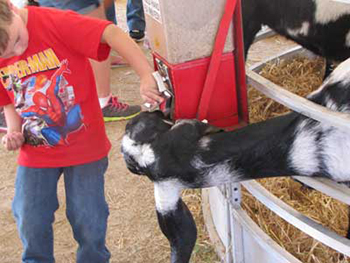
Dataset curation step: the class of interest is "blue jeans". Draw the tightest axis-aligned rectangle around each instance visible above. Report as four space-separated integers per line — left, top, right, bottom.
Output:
126 0 145 31
12 157 110 263
106 2 117 24
39 0 117 25
38 0 101 14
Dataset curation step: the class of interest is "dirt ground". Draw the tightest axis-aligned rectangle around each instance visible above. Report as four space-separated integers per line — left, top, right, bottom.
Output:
0 1 300 263
0 2 172 263
0 1 217 262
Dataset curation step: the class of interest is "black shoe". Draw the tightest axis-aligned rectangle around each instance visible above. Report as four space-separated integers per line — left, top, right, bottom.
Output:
27 0 40 6
129 30 145 42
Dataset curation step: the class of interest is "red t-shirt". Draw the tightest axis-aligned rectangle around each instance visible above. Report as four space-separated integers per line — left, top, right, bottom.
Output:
0 7 112 167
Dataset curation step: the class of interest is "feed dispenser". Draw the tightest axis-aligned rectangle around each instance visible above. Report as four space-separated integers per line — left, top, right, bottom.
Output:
144 0 248 128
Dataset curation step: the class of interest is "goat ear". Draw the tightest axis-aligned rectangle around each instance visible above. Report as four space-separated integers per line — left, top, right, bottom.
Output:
167 120 219 143
130 120 160 143
153 110 166 119
195 121 224 136
126 111 171 143
203 125 224 135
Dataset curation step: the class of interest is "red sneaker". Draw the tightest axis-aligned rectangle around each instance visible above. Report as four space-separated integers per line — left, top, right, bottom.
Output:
102 96 141 122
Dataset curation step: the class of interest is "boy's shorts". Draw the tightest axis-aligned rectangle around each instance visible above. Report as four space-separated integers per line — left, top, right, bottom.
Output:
38 0 102 14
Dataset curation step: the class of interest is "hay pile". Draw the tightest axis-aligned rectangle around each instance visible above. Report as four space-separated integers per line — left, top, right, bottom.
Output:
243 56 350 263
248 56 325 122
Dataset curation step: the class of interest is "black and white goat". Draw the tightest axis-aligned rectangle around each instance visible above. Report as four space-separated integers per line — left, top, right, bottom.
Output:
242 0 350 77
121 58 350 263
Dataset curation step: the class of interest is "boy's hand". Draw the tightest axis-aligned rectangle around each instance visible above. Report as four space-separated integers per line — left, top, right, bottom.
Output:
140 74 164 106
1 131 25 151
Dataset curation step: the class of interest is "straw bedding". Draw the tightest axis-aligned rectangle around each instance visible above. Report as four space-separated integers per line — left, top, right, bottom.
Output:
242 56 350 263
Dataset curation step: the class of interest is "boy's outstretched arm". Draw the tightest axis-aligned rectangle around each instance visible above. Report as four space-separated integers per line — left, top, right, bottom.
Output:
102 24 164 106
1 104 24 151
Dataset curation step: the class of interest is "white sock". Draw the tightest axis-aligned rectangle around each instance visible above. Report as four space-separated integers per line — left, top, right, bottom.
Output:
99 94 112 108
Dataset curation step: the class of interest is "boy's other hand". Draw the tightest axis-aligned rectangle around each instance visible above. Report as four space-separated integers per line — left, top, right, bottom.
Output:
140 74 164 106
1 131 25 151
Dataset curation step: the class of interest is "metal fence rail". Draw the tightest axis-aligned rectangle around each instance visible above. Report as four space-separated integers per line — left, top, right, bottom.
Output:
242 180 350 257
203 44 350 262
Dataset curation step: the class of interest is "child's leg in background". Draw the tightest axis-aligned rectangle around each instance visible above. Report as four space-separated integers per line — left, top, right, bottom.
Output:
105 0 117 24
38 0 100 14
12 166 62 263
126 0 145 33
64 157 110 263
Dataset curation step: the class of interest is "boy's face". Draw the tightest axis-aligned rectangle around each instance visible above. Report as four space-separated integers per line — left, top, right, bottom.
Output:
0 10 28 59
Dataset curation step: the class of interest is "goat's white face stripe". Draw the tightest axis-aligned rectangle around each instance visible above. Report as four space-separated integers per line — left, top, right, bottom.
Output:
154 180 183 214
314 0 350 24
121 135 155 167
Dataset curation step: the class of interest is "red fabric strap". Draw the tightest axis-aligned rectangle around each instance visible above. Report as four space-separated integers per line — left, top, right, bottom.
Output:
197 0 237 121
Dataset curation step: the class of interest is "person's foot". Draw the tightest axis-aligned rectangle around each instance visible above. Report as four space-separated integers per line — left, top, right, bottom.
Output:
129 30 145 42
111 55 129 68
102 96 141 122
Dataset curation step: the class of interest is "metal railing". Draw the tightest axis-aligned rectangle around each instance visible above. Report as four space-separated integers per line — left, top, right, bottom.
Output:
203 44 350 262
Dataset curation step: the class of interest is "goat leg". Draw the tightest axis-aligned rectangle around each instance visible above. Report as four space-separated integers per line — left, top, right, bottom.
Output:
156 199 197 263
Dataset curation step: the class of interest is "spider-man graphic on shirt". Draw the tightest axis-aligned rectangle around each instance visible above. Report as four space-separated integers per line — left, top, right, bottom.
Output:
4 60 84 146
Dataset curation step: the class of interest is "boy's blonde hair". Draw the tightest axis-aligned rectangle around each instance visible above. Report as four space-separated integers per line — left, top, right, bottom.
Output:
0 0 13 55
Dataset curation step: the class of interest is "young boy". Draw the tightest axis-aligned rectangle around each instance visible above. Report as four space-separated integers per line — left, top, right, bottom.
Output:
35 0 143 121
0 1 163 262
